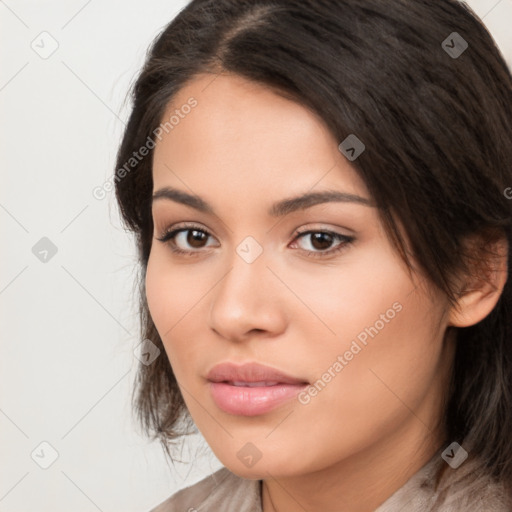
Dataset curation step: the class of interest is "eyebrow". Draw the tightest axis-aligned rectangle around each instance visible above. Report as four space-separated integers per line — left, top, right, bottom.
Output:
152 186 374 217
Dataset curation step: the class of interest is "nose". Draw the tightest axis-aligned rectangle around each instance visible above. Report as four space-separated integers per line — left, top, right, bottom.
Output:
208 245 288 342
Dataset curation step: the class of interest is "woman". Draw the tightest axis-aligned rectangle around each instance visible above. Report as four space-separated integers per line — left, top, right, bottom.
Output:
114 0 512 510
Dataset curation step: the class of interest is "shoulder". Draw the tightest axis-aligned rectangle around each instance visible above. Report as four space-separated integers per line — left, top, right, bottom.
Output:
433 454 512 512
147 466 262 512
376 448 512 512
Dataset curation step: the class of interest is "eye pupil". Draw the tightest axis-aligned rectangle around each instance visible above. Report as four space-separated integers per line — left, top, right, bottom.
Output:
311 232 333 250
187 230 207 248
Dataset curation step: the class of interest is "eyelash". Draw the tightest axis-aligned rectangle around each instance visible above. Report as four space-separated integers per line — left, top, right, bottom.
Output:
155 222 355 259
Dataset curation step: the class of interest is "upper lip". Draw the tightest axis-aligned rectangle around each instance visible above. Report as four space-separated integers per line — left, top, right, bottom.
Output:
206 362 309 385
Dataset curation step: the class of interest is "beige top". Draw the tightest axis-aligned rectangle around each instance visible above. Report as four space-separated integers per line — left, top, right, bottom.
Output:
149 447 512 511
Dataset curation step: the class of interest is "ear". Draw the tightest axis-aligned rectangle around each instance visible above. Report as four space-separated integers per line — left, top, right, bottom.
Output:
448 232 508 328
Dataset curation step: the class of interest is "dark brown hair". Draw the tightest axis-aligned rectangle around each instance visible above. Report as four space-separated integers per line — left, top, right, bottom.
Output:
114 0 512 492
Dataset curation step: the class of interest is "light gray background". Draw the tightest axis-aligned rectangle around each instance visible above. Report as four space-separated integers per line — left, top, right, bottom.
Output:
1 1 511 511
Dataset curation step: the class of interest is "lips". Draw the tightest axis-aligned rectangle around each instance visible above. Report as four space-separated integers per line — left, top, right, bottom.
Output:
206 362 309 416
230 380 280 387
206 362 309 386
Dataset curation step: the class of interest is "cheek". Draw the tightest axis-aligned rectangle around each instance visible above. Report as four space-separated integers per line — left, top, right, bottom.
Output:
145 250 210 372
145 250 200 329
305 284 446 433
293 242 447 433
145 252 188 363
145 254 170 329
284 238 411 345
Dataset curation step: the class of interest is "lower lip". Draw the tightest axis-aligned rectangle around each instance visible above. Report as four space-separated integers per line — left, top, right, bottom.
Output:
209 382 308 416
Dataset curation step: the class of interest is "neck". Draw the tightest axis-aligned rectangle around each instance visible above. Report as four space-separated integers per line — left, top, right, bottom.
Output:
261 415 446 512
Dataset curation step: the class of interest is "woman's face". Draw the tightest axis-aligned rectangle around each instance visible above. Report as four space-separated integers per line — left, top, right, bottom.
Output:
146 73 455 479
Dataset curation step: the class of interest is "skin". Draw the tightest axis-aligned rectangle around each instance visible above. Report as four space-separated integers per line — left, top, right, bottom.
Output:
145 73 505 512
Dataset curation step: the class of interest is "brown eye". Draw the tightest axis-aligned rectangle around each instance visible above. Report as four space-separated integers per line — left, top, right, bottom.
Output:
309 232 334 250
187 229 208 248
156 225 218 254
292 230 355 258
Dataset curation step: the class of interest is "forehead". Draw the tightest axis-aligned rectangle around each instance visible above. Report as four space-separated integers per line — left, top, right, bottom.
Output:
152 73 368 205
